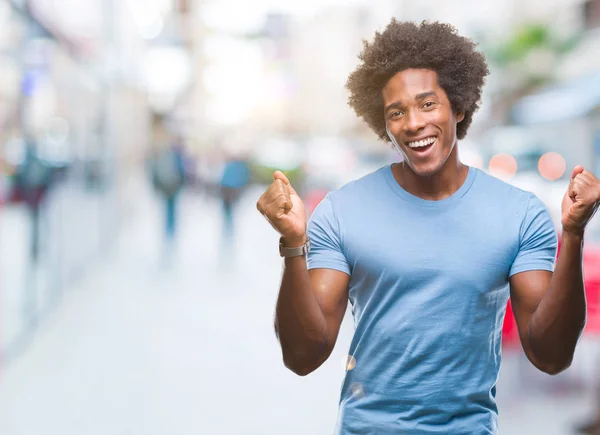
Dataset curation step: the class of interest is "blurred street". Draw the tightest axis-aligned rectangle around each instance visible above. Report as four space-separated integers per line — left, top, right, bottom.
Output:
1 0 600 432
0 183 596 435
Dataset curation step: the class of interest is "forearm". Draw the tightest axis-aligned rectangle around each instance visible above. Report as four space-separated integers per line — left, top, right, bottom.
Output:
275 255 329 374
528 232 587 372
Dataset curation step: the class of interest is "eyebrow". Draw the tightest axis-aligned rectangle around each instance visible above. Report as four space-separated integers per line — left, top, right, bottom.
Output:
415 91 436 101
384 91 438 113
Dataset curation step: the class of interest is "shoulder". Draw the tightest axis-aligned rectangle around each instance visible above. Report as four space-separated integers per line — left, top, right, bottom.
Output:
472 168 531 196
471 169 555 231
471 168 540 207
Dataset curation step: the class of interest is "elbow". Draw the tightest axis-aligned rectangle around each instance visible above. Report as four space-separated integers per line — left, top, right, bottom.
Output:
533 356 573 376
537 361 571 376
285 362 316 377
280 341 329 377
527 323 583 376
277 330 330 377
283 355 318 377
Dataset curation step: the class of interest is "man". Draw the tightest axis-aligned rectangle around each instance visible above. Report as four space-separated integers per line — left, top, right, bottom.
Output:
219 153 251 237
15 140 53 262
150 136 186 248
256 20 600 434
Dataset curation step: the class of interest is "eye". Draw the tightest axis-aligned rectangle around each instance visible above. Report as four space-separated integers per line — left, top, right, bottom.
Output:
389 111 404 119
423 101 435 109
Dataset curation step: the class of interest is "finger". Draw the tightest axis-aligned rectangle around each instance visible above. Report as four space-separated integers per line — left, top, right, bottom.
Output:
265 193 292 215
261 180 287 206
273 170 298 195
271 178 288 194
257 181 287 213
277 195 293 214
571 173 600 204
572 173 587 185
265 195 292 218
577 170 598 184
569 179 589 203
570 165 585 180
572 174 595 191
273 171 291 186
568 178 578 200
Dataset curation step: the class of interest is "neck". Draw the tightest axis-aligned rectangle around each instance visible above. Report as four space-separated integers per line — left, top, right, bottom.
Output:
392 147 468 201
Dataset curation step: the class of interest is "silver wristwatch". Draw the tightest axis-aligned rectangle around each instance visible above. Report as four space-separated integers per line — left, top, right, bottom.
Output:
279 238 311 258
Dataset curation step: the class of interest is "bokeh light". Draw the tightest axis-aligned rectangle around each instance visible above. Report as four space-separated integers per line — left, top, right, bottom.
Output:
538 152 566 181
351 383 365 399
345 355 357 371
488 153 518 180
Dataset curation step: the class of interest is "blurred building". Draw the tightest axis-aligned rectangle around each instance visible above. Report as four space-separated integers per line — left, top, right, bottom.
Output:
0 0 184 362
285 8 367 138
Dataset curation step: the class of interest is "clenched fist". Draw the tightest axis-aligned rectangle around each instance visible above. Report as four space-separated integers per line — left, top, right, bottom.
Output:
561 165 600 236
256 171 307 246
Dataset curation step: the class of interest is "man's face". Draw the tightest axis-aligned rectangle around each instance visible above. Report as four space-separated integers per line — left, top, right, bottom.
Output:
382 69 464 176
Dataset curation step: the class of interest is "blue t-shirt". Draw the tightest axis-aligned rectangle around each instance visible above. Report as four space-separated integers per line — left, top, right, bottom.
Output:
306 165 557 435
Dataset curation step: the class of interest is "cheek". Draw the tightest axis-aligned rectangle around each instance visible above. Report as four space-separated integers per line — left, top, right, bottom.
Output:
386 123 401 139
439 115 457 138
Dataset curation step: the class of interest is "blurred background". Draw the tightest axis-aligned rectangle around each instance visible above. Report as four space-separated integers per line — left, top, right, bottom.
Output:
0 0 599 434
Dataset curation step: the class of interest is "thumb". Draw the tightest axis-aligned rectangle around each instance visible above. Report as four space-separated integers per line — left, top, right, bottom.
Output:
570 165 584 180
273 171 297 194
273 170 290 185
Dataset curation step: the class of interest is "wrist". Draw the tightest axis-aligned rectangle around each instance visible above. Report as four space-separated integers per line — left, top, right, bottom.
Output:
561 229 584 244
281 235 308 248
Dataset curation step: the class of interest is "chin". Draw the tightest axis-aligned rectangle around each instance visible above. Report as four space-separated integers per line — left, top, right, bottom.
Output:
406 161 444 177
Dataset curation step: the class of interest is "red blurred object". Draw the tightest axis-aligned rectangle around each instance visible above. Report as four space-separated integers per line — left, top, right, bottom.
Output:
502 298 521 348
582 241 600 333
305 188 328 217
502 236 600 347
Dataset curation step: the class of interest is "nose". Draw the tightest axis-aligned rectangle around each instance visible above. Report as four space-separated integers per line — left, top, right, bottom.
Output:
403 110 427 134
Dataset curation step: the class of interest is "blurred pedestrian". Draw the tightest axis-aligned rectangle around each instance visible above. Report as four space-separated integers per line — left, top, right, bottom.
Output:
219 155 250 238
14 139 52 262
256 20 599 434
150 136 186 252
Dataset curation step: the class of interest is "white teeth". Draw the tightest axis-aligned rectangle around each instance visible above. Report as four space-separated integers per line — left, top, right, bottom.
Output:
408 137 436 148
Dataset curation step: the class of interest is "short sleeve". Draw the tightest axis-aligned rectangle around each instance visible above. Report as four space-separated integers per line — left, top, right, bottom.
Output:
509 194 558 277
306 194 350 275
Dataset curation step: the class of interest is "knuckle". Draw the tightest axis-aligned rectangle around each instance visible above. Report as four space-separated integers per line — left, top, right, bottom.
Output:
269 183 284 195
274 192 289 203
263 208 277 221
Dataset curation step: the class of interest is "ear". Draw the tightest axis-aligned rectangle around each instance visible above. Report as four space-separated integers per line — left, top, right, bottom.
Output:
456 112 465 123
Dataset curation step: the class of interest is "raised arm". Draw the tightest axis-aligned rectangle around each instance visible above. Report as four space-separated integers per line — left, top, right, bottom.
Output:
257 171 350 376
510 166 600 375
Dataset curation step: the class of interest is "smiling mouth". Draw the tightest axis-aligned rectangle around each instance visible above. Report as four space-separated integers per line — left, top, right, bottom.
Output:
406 136 437 152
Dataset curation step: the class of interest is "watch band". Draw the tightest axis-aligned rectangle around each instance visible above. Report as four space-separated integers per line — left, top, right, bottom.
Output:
279 238 310 257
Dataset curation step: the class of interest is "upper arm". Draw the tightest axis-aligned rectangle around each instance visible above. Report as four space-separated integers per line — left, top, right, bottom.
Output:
509 270 552 361
508 194 557 362
309 268 350 353
305 193 351 358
